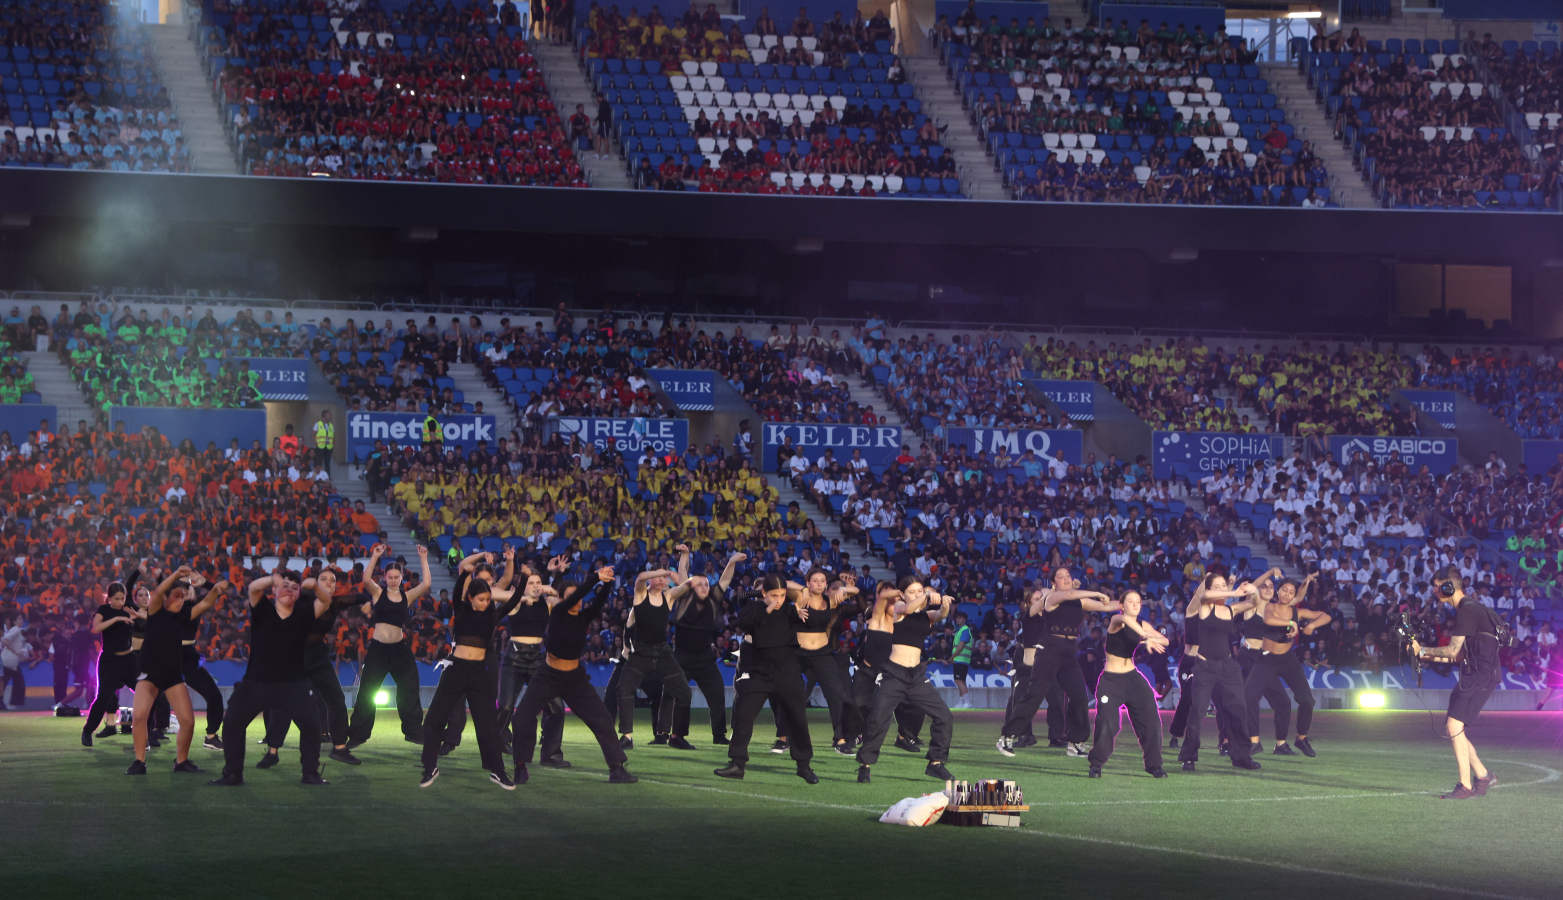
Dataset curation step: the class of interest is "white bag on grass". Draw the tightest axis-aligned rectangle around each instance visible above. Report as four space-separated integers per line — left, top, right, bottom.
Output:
878 793 950 827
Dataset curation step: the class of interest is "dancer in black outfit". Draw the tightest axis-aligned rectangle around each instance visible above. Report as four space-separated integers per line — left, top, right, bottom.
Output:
784 569 861 756
208 568 333 786
127 566 221 776
81 569 143 746
1167 610 1239 750
434 548 520 756
1088 590 1169 778
672 548 745 745
347 544 432 747
1244 573 1328 757
998 568 1119 757
1236 569 1293 754
855 576 956 784
714 574 818 783
1178 573 1262 773
259 564 364 769
496 554 570 767
174 569 227 752
512 564 637 785
419 569 527 789
1412 569 1502 799
616 562 694 749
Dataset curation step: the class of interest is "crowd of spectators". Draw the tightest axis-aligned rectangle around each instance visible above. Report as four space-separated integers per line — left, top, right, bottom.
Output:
310 314 466 412
1 0 187 172
1479 36 1563 204
1414 343 1563 439
0 322 37 403
476 309 673 421
206 0 587 186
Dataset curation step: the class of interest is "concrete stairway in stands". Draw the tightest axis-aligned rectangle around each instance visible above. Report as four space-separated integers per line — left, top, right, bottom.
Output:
332 463 457 601
769 476 896 584
22 351 98 431
447 362 523 441
848 376 923 456
532 43 633 190
147 24 239 175
1264 63 1378 209
903 54 1008 201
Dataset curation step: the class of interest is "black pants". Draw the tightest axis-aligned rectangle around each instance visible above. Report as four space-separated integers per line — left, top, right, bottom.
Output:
499 642 565 761
349 640 423 744
616 647 691 736
1002 641 1088 742
857 660 953 766
2 664 24 706
604 657 664 734
1169 658 1239 741
1089 669 1164 771
222 679 323 778
53 652 72 704
1245 649 1314 741
513 664 626 769
265 647 349 748
774 648 855 744
676 648 728 740
1237 647 1292 741
178 647 225 735
421 658 504 773
1002 655 1066 741
1177 657 1253 765
83 651 137 733
436 653 495 750
728 647 813 765
850 661 922 741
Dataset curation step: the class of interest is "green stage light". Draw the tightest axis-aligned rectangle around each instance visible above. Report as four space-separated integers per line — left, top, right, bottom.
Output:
1358 691 1387 709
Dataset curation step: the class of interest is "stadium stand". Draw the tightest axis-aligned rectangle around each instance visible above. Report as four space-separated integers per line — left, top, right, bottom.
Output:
1415 344 1563 438
1480 35 1563 205
582 3 963 197
0 0 188 172
939 10 1331 206
198 0 587 186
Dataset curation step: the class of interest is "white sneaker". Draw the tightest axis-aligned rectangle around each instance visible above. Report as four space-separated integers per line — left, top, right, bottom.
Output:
1065 742 1088 757
995 736 1015 758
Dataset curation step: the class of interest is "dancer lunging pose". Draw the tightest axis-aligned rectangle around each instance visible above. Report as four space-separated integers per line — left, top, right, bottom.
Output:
1087 590 1169 778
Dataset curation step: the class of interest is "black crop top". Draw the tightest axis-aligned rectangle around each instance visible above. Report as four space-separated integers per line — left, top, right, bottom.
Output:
372 590 410 629
629 596 671 650
892 610 932 648
450 573 525 648
1046 597 1084 638
1105 623 1142 659
97 603 132 653
1240 613 1271 641
1184 614 1200 646
795 597 834 634
544 573 613 661
859 629 893 667
507 595 550 639
1020 599 1048 645
143 607 183 664
1196 612 1235 660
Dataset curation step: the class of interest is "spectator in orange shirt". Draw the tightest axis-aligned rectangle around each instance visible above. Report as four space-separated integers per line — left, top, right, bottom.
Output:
350 500 381 536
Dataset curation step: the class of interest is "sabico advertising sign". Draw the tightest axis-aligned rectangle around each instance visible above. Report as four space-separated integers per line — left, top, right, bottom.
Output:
1330 435 1459 474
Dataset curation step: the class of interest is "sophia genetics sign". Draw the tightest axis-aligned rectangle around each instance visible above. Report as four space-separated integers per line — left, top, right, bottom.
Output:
1330 435 1459 474
553 416 690 455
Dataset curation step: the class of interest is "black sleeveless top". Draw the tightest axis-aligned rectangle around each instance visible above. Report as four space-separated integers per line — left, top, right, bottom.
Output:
507 597 550 639
179 602 202 642
372 590 410 628
1184 614 1200 646
795 596 833 634
143 608 183 664
860 629 893 667
1105 623 1142 659
1046 597 1084 638
892 610 931 648
1240 613 1271 642
631 597 670 649
1197 612 1235 661
1020 597 1048 645
97 604 132 653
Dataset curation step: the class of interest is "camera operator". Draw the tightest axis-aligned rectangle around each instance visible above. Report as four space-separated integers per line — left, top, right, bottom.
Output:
1411 569 1501 800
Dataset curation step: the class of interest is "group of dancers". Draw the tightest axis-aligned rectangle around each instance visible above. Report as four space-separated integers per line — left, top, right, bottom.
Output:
75 545 1495 797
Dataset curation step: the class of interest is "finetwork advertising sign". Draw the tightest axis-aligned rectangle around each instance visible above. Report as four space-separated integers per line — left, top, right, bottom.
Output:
347 411 496 459
1329 435 1459 474
763 422 902 473
201 357 310 401
645 369 715 412
1399 389 1458 429
1152 431 1284 479
1028 379 1096 421
945 427 1084 465
554 417 690 456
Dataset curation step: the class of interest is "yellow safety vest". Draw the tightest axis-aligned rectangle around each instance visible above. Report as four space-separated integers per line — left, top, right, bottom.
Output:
423 415 441 445
313 420 335 449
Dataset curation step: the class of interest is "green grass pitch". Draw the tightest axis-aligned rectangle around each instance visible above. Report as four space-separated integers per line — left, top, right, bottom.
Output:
3 708 1559 898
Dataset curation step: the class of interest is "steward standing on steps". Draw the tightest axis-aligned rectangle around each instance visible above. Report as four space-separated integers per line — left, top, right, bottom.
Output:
312 410 335 470
422 406 442 452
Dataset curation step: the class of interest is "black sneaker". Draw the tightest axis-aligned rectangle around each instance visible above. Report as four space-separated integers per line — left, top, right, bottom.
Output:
1168 737 1180 749
119 724 131 735
650 734 669 746
1147 768 1168 778
618 735 634 751
207 773 244 786
1014 735 1038 748
329 748 362 766
667 736 696 751
1088 765 1102 778
1046 738 1067 748
856 765 871 783
714 762 745 779
796 764 819 784
833 740 854 756
203 735 224 751
1474 774 1497 795
514 763 529 784
147 733 162 749
894 735 922 753
1440 783 1477 799
301 772 329 786
81 729 93 747
1295 737 1317 758
438 742 457 757
925 761 953 780
712 734 730 745
540 757 571 769
96 725 118 739
608 766 638 784
489 770 517 791
769 739 788 754
1272 743 1297 756
345 738 367 751
256 752 280 770
1218 743 1230 757
1232 758 1262 771
174 760 202 774
1181 761 1196 773
418 767 439 788
126 759 147 776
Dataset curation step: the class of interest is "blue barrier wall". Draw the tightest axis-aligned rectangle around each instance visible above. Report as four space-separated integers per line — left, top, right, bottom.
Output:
110 407 266 448
0 404 58 441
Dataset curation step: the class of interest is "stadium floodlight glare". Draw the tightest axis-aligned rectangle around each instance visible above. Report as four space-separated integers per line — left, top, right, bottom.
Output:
1358 691 1387 709
375 690 392 706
